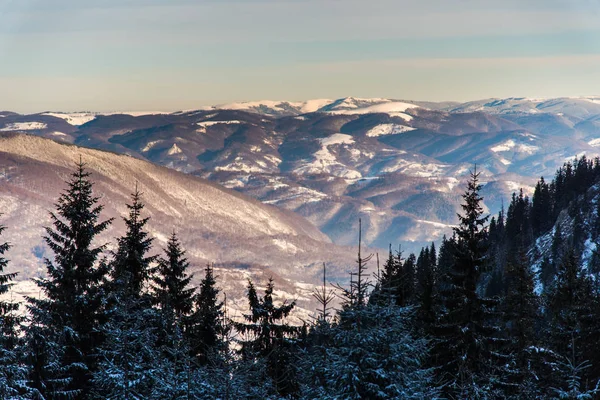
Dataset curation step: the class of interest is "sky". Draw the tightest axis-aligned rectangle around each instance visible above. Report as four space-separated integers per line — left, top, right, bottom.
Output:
1 0 600 113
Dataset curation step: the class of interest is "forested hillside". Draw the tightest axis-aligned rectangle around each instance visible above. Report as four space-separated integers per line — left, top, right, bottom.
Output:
2 157 600 398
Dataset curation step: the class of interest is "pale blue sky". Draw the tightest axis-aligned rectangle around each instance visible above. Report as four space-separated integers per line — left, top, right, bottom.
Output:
1 0 600 112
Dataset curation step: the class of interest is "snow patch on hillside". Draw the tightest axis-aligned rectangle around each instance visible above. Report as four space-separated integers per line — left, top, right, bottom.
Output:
0 122 47 131
43 112 97 126
589 138 600 147
272 238 300 254
167 143 183 155
366 123 416 137
197 120 243 128
327 102 421 117
142 140 163 152
490 139 539 154
381 159 449 177
264 186 328 204
320 133 355 147
215 159 270 174
211 99 332 114
294 134 361 179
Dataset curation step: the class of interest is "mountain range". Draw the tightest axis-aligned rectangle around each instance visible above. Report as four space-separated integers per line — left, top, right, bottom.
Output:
5 96 600 249
3 96 600 316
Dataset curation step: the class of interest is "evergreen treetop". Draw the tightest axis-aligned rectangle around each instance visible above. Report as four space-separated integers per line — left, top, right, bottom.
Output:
152 231 195 321
111 186 157 297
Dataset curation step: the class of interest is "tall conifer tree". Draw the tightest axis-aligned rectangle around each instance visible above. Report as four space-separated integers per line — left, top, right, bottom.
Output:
152 231 195 321
25 159 113 399
432 167 507 398
235 278 299 397
188 263 225 365
94 187 162 398
111 186 157 298
0 219 28 397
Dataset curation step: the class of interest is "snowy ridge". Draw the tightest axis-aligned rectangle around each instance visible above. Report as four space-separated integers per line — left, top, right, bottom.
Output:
325 101 420 119
0 122 47 131
42 112 97 126
366 123 416 137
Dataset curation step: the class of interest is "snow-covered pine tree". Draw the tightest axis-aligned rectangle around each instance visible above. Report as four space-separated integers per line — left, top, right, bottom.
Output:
310 304 440 400
187 262 225 366
25 159 113 399
110 186 157 298
235 278 299 398
501 248 541 397
544 249 599 395
152 231 195 326
551 344 600 400
0 219 29 398
432 167 508 398
94 188 163 398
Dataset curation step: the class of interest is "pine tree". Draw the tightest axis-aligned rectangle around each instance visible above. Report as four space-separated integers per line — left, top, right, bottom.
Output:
437 234 455 277
531 176 552 236
94 187 164 398
502 249 541 396
111 186 157 298
152 231 195 322
235 278 299 397
0 220 28 398
415 245 439 331
432 167 506 398
545 249 599 394
187 263 225 365
25 160 113 399
397 252 416 306
371 245 401 306
309 305 439 399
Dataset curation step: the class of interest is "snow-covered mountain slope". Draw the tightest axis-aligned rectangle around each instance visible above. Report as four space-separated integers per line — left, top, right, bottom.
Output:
0 133 359 320
447 97 600 119
6 95 600 253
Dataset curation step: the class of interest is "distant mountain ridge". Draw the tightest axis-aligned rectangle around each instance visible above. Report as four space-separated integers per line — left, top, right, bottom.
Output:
3 96 600 253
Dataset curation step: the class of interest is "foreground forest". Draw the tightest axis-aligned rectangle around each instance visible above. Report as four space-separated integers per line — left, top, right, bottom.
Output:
1 157 600 399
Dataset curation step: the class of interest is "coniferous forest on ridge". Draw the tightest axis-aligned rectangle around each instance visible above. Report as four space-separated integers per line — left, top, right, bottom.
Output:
2 157 600 399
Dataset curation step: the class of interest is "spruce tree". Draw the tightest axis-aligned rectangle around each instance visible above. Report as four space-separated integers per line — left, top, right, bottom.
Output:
531 176 552 236
235 278 299 398
545 249 598 394
94 188 162 398
25 160 112 399
187 263 225 365
111 187 157 297
0 220 28 398
502 249 541 396
401 252 416 305
415 245 439 332
373 245 401 305
432 167 506 398
152 231 195 322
